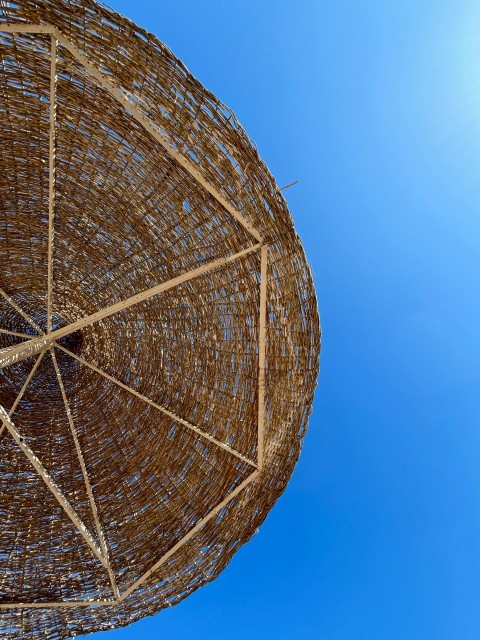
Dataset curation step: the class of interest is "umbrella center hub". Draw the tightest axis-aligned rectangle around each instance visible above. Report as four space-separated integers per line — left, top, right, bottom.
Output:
56 329 83 355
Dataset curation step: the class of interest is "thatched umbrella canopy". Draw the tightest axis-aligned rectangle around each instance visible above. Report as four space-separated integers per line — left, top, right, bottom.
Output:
0 0 320 637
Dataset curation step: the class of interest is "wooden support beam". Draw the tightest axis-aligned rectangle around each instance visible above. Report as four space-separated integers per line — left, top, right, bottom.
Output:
47 35 57 333
0 243 261 370
0 23 55 34
0 405 108 568
257 245 268 470
50 350 120 599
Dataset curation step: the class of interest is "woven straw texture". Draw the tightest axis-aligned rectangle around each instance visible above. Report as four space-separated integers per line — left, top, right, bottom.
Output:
0 0 320 637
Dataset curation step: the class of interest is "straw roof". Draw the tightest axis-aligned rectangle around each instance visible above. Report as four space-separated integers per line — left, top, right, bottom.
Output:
0 0 320 637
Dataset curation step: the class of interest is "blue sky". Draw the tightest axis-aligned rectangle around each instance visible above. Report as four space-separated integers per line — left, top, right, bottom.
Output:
83 1 480 638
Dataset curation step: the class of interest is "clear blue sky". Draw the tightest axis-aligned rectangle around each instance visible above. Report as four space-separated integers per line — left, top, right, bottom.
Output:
83 1 480 638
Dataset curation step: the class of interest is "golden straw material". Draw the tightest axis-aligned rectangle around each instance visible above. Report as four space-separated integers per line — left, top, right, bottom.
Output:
0 0 320 637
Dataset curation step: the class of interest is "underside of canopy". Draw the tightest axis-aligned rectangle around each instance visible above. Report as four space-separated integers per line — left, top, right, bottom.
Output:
0 2 320 638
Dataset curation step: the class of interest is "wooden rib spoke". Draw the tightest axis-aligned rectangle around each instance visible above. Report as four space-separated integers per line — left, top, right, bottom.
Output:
0 404 108 568
0 286 43 335
55 344 257 469
0 352 46 440
8 352 45 418
0 336 55 370
0 243 261 370
50 349 119 598
0 328 34 339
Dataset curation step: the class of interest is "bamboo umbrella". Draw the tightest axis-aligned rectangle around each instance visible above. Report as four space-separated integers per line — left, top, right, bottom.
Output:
0 1 320 637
